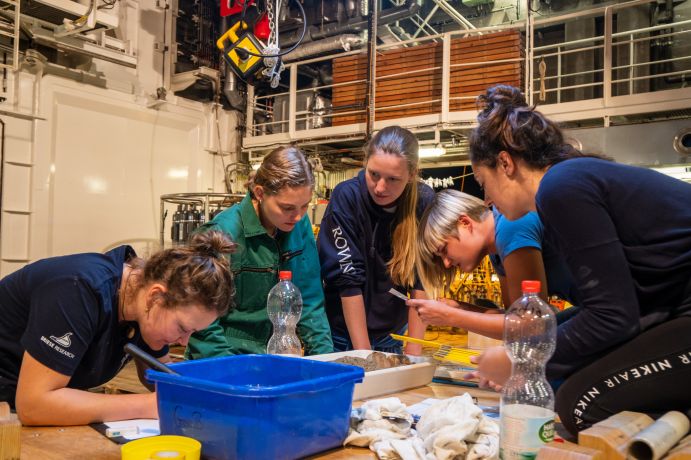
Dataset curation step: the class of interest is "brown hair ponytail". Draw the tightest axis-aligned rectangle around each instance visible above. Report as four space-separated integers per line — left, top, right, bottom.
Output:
132 230 237 315
249 146 314 196
469 85 591 168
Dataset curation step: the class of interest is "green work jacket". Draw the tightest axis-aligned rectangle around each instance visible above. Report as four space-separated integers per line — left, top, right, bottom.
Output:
186 193 333 358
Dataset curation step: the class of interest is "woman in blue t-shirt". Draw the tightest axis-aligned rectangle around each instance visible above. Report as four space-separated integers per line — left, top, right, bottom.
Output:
0 231 235 426
409 189 579 339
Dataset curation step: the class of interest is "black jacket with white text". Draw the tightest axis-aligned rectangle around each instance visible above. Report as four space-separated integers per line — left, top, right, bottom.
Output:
318 170 434 340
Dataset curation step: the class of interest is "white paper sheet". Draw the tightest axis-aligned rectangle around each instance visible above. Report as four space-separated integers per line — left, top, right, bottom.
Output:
103 419 160 440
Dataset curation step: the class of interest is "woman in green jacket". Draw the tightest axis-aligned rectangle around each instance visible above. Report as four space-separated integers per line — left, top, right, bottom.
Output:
186 146 333 357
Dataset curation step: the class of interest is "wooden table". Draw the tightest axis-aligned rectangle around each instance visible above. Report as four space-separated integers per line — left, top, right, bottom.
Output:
20 382 499 459
23 332 498 460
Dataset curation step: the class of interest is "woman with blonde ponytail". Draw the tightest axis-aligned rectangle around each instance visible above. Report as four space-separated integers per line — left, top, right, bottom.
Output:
410 189 580 339
318 126 434 355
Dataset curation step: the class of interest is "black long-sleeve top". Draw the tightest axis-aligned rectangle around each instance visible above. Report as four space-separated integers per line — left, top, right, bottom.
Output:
536 158 691 379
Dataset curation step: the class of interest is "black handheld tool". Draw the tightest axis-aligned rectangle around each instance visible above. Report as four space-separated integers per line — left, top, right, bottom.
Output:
124 343 179 376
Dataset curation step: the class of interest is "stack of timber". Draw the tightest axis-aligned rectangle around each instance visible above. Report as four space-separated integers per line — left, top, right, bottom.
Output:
537 411 691 460
0 402 20 460
331 30 523 125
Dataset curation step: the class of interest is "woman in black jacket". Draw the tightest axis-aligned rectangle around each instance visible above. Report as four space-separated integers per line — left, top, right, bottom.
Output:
318 126 434 355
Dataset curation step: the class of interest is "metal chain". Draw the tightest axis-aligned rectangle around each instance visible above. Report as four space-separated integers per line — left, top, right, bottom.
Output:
266 0 275 47
263 0 279 65
261 0 284 87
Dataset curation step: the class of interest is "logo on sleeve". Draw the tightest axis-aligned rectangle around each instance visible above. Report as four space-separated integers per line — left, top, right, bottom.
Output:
40 332 76 359
49 332 73 347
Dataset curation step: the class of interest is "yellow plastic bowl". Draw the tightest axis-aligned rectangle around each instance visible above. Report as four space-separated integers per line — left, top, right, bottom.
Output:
121 435 201 460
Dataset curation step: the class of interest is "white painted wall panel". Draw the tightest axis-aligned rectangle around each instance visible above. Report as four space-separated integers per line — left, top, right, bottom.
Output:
25 76 215 263
2 163 31 212
0 0 237 275
0 212 29 264
4 119 33 165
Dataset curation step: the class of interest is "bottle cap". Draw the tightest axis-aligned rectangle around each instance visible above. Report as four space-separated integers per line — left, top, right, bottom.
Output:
279 271 292 281
522 280 541 293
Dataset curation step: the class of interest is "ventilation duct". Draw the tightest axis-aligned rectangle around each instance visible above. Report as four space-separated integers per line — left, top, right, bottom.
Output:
283 34 365 62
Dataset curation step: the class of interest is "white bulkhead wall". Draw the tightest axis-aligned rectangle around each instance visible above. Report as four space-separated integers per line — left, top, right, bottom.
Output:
0 0 239 277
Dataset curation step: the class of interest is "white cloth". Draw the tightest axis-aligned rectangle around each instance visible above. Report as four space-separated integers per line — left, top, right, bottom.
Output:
344 394 499 460
345 397 420 459
467 417 500 460
417 393 499 460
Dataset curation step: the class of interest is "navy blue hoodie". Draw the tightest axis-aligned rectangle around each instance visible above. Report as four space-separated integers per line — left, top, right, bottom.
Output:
318 170 435 340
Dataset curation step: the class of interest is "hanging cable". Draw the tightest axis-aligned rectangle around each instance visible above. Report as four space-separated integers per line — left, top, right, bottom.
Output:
72 0 97 27
452 172 474 180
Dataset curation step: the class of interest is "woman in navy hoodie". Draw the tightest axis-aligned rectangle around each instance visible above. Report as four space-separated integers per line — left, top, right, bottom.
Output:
318 126 434 355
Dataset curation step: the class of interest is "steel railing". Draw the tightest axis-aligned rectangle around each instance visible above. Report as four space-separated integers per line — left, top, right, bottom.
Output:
243 0 691 147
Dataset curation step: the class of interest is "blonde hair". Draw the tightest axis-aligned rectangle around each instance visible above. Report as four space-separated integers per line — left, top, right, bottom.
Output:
416 189 490 298
365 126 420 288
249 145 314 196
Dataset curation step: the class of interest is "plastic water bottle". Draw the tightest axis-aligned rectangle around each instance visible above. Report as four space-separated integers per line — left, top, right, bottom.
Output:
266 271 303 356
500 280 557 460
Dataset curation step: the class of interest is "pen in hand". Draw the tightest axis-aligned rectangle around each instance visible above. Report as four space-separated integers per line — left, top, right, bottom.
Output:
388 288 409 302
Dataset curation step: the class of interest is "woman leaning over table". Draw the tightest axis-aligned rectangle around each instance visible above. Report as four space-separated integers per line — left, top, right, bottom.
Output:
409 188 580 338
318 126 434 355
468 84 691 434
186 145 333 358
0 231 235 425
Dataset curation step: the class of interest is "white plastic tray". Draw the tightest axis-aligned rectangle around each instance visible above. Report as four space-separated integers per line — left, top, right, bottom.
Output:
304 350 436 401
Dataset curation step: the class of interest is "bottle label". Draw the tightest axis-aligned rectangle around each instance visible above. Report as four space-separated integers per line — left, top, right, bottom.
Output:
500 404 555 460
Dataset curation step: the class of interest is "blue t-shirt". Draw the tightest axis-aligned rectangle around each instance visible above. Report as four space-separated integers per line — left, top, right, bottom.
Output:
489 209 542 277
489 208 580 305
0 246 166 398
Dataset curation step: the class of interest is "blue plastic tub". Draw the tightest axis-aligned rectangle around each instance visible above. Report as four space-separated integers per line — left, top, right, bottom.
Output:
146 354 364 460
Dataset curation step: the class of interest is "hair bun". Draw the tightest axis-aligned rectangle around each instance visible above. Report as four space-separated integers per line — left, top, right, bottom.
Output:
189 230 236 259
478 84 528 119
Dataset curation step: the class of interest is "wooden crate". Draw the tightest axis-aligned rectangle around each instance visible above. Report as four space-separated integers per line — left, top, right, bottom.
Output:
0 402 20 460
331 30 524 125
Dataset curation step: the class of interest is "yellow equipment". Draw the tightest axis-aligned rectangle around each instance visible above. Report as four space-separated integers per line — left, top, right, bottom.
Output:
447 256 502 306
217 21 264 78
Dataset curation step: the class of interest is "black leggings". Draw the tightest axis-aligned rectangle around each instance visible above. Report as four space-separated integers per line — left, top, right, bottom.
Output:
555 316 691 435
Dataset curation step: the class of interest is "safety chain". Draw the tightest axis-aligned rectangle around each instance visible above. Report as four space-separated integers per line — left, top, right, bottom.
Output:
261 0 284 87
